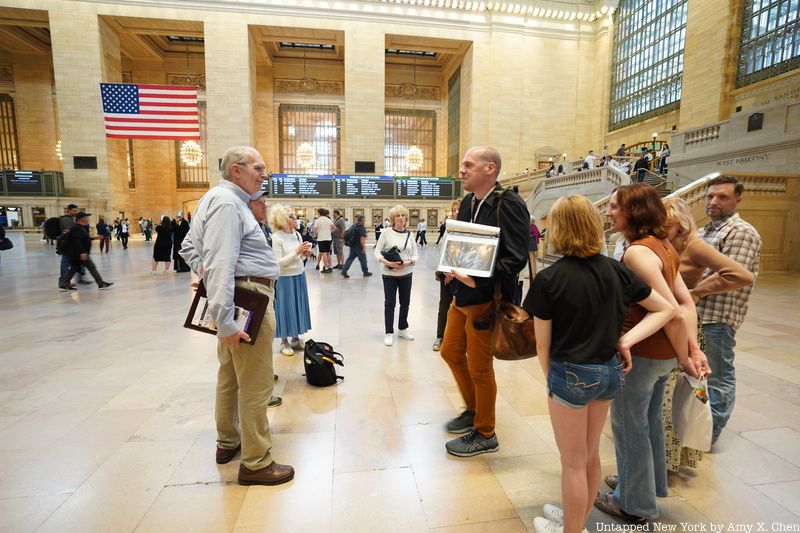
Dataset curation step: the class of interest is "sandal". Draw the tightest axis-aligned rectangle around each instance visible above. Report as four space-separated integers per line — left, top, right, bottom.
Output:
594 492 646 524
605 475 618 491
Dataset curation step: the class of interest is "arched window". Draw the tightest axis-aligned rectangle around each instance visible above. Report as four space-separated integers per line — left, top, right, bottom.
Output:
737 0 800 87
609 0 688 130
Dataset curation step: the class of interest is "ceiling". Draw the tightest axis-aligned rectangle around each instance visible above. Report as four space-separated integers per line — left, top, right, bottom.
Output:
0 8 50 55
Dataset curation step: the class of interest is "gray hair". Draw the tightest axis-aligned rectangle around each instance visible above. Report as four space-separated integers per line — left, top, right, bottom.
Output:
221 146 259 181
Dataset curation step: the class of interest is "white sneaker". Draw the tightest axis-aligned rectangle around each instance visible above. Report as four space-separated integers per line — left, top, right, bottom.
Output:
542 504 563 524
280 342 294 356
533 517 561 533
384 334 393 346
397 329 415 341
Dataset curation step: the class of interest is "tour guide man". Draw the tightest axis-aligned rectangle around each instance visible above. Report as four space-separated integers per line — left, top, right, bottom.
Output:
181 146 293 486
440 146 530 457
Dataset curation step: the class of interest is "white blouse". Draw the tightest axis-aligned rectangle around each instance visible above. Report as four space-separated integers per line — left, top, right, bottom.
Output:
271 229 305 277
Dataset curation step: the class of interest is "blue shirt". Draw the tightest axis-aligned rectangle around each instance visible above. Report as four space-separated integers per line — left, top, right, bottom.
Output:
180 179 279 337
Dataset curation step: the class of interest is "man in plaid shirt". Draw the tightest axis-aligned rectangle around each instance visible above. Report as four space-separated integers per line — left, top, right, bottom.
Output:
696 175 761 444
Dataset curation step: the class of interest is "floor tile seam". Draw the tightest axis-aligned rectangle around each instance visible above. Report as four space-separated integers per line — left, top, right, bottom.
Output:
29 491 74 533
737 426 800 469
748 485 800 520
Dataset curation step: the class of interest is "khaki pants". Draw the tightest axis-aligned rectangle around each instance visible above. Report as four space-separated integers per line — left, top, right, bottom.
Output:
216 279 276 470
440 300 497 437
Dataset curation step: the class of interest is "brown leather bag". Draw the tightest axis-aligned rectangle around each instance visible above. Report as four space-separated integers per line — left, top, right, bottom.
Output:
491 281 537 360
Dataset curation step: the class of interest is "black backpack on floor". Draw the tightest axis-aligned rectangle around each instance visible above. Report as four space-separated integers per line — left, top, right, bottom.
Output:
303 339 344 387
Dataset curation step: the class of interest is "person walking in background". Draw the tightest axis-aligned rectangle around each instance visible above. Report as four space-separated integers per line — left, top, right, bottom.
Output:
658 144 670 175
633 152 649 183
117 218 130 249
416 217 427 246
439 146 529 458
374 205 419 346
59 212 113 291
150 216 173 274
172 211 191 273
141 217 152 241
57 204 88 286
268 203 313 356
314 208 334 273
524 195 673 533
332 209 346 269
374 215 383 242
341 215 372 279
96 216 111 254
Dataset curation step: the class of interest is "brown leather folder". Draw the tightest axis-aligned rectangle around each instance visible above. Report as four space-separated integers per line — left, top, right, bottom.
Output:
183 281 270 345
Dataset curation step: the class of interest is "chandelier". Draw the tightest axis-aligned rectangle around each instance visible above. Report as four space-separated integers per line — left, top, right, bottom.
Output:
296 49 317 171
297 141 316 170
405 57 424 172
180 140 203 166
406 145 423 171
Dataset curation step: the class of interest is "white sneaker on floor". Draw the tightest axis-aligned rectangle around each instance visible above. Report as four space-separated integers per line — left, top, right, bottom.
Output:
280 342 294 356
384 334 393 346
542 504 563 524
397 329 414 340
533 517 561 533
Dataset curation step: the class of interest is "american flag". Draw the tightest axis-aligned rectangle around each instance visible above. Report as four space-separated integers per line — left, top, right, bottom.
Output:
100 83 200 140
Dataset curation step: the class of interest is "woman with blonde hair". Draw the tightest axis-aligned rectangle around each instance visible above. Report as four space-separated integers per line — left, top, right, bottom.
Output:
660 197 753 472
269 203 313 356
374 204 419 346
523 195 674 533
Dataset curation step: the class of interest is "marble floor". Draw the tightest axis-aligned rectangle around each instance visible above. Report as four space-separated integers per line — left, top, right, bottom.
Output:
0 232 799 533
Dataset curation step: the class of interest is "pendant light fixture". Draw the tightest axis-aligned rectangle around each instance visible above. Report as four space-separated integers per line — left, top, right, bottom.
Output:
405 56 423 172
297 48 317 171
179 41 202 167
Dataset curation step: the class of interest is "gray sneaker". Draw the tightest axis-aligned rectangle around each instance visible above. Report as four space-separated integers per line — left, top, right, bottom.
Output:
445 409 475 434
445 429 499 457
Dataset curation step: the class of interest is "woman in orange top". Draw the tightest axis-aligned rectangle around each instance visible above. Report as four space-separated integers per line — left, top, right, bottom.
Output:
595 184 709 523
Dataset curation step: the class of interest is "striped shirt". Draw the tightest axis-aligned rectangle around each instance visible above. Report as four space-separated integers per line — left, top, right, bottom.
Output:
696 213 761 330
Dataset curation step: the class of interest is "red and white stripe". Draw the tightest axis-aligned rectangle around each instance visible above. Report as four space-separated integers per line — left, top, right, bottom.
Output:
104 84 200 140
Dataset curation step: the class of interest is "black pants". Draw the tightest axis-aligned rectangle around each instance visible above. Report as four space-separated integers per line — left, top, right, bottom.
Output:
436 280 454 338
174 246 189 271
436 228 446 244
120 233 129 249
416 230 427 245
382 274 412 334
342 246 368 274
61 258 104 286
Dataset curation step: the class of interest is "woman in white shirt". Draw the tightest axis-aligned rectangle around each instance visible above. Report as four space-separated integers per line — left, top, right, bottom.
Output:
269 204 313 356
374 205 419 346
314 208 334 273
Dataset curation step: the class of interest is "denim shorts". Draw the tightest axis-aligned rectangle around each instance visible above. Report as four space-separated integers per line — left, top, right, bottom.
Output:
547 356 625 409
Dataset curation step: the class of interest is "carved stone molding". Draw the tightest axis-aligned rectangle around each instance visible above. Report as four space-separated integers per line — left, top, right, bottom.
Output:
0 65 14 85
275 78 343 95
167 73 206 90
385 83 439 100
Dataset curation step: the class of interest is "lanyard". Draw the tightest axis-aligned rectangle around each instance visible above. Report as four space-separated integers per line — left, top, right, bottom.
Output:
470 195 489 223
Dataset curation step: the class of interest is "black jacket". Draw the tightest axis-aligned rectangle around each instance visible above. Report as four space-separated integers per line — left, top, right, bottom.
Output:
65 224 92 264
450 182 530 306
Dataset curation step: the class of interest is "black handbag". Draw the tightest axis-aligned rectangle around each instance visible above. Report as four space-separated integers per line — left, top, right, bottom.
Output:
0 237 12 251
303 339 344 387
380 231 410 267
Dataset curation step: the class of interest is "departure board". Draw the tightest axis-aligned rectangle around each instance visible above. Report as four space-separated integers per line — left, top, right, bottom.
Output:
6 171 42 194
395 177 454 199
270 174 334 197
335 175 394 198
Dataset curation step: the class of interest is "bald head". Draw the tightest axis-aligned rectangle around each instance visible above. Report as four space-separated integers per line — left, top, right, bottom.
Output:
466 146 502 179
460 146 502 198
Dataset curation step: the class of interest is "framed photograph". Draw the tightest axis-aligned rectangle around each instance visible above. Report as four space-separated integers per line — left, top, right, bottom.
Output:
437 220 500 278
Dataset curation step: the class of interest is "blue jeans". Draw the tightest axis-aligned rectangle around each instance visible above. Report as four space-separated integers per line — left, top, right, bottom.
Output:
703 323 737 442
548 356 624 409
342 246 368 274
611 355 674 519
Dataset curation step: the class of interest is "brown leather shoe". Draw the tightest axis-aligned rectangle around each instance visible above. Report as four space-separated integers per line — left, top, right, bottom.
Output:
216 444 241 464
238 461 295 486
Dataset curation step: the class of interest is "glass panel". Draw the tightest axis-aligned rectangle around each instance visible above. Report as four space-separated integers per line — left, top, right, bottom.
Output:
738 0 800 86
175 101 208 189
0 94 21 170
278 104 340 174
384 109 436 177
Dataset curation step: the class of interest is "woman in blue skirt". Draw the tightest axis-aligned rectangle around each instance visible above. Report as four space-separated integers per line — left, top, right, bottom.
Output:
269 204 313 356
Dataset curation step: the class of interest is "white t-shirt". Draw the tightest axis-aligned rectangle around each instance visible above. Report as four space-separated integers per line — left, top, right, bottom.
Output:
271 229 305 277
417 220 427 232
583 155 596 169
314 216 333 241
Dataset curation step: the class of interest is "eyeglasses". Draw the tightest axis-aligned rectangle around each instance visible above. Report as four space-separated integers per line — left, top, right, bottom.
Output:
236 162 266 174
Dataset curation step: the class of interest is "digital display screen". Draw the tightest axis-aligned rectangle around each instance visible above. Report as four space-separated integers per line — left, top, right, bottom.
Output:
335 175 394 198
270 174 334 197
395 176 454 198
6 171 42 193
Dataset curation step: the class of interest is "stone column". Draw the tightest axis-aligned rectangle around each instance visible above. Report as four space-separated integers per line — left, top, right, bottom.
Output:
204 20 255 185
49 6 110 200
343 26 385 174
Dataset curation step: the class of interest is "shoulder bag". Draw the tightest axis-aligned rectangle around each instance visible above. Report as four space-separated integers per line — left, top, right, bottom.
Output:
491 189 537 361
381 231 410 266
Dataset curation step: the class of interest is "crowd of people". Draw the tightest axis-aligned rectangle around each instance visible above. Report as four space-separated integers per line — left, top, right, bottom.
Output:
43 143 761 532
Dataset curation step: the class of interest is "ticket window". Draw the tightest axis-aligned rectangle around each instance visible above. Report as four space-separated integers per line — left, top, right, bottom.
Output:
408 208 420 227
372 208 384 227
352 208 365 223
1 206 22 228
32 207 47 226
427 209 439 229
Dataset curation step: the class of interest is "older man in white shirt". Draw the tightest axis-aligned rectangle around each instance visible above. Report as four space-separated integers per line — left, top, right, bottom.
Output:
181 146 293 486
